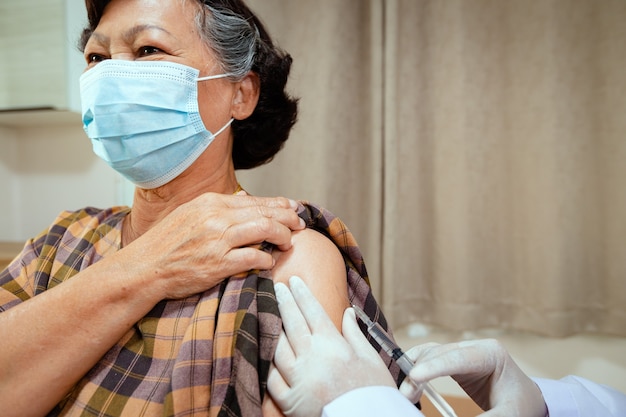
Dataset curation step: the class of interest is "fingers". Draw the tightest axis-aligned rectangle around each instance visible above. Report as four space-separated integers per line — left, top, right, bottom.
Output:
267 363 291 406
407 343 470 383
224 214 302 252
274 282 311 354
272 331 297 385
221 246 277 272
228 192 298 211
287 276 337 334
402 342 443 363
216 194 306 251
399 378 423 404
189 192 305 248
185 192 306 256
405 340 499 384
274 277 343 356
222 193 306 237
341 308 377 358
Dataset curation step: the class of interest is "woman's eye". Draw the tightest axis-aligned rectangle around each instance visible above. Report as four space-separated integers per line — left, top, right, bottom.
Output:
87 53 106 63
139 46 162 56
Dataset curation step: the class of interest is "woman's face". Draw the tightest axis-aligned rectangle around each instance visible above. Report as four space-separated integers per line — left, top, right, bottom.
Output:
83 0 236 135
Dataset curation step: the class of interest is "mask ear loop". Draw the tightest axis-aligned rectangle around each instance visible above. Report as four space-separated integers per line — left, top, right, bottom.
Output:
213 117 234 137
197 73 233 82
195 73 235 136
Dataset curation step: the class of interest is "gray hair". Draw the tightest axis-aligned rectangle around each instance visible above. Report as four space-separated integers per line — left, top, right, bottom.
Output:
193 2 259 79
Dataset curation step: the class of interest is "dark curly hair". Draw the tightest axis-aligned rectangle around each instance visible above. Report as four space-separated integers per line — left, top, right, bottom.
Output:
79 0 299 170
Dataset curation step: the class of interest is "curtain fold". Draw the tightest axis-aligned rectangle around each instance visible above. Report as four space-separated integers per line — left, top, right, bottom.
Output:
240 0 626 337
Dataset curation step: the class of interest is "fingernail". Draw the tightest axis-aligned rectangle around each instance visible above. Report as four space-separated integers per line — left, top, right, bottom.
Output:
288 199 298 209
289 275 302 285
288 275 305 293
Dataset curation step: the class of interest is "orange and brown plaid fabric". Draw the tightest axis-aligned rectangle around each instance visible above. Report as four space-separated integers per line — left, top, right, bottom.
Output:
0 202 403 416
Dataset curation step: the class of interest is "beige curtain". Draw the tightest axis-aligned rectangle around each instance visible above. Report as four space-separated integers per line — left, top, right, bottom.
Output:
240 0 626 337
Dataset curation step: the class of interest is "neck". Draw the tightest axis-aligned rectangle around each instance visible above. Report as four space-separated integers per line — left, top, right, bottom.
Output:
121 149 239 246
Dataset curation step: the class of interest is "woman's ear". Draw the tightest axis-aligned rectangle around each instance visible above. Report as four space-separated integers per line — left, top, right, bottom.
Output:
231 71 260 120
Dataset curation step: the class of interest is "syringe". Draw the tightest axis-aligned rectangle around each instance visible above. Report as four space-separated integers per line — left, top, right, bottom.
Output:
352 305 459 417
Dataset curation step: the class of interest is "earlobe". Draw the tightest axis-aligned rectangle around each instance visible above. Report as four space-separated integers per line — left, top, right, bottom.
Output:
232 72 260 120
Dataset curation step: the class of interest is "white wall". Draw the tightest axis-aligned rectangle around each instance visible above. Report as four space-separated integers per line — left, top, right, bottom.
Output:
0 123 127 242
0 126 19 239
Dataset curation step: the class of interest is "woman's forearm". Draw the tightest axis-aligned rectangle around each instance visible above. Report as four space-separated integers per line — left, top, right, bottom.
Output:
0 249 161 417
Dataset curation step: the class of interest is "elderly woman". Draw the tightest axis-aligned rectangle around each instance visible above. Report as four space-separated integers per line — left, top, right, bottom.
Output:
0 1 402 416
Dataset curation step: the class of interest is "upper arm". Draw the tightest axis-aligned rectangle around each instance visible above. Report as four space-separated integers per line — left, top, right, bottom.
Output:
271 228 349 331
263 228 350 416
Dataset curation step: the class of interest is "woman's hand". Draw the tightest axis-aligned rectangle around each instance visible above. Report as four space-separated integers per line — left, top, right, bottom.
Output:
399 339 549 417
120 192 305 300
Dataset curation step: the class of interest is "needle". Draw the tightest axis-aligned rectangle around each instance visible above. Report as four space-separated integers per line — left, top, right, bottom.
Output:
352 305 459 417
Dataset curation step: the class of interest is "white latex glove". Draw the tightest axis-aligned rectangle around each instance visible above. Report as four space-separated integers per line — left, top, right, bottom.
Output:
399 339 548 417
268 275 396 417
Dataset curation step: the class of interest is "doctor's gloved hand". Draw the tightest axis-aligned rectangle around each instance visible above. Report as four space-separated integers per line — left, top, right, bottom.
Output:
399 339 548 417
267 276 396 417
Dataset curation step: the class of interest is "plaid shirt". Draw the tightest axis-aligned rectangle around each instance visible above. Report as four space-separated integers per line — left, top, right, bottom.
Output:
0 202 403 417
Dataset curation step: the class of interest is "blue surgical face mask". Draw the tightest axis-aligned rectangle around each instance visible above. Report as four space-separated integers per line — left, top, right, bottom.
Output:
79 59 234 189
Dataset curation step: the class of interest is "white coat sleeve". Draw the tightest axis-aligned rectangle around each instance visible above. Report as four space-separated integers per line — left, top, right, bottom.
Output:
533 376 626 417
321 386 425 417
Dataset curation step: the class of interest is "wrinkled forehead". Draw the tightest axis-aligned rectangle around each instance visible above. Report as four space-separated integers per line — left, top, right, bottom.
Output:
85 0 256 28
80 0 202 51
85 0 199 27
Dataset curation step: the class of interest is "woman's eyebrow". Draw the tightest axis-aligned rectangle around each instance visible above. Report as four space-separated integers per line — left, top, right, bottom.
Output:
122 24 177 43
88 31 110 47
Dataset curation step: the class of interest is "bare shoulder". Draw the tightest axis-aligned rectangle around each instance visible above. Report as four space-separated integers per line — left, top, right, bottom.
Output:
264 229 351 416
271 228 349 329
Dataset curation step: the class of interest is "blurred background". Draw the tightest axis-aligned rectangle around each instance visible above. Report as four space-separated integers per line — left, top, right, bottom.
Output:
1 0 624 400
